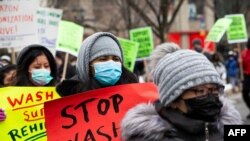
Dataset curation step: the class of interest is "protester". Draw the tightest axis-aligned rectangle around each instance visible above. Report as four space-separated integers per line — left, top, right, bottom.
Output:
56 32 138 96
0 64 16 87
225 51 240 93
55 52 76 82
192 39 203 53
133 61 145 79
241 38 250 118
0 45 57 122
121 44 242 141
211 52 227 83
70 56 77 67
192 39 211 61
13 44 57 86
0 65 15 121
0 54 11 67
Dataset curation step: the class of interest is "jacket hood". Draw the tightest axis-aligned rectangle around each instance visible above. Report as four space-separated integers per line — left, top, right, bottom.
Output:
76 32 123 82
121 96 242 141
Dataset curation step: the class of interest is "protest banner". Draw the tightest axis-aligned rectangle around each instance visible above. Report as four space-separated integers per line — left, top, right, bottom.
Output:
0 0 39 48
44 83 158 141
118 38 139 72
225 14 248 44
37 7 63 50
205 18 232 43
129 27 154 58
56 20 84 56
0 87 60 141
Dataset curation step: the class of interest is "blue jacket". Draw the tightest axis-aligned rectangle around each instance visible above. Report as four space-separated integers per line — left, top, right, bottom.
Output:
225 58 239 77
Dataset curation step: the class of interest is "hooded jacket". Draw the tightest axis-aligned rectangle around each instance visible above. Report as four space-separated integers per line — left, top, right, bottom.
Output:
121 96 242 141
56 32 138 97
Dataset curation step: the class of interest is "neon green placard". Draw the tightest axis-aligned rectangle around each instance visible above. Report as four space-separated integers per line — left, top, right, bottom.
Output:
205 18 232 42
225 14 248 44
118 38 139 72
129 27 154 58
56 20 84 56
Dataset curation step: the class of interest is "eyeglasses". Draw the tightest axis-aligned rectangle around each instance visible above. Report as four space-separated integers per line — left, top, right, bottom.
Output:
188 86 224 98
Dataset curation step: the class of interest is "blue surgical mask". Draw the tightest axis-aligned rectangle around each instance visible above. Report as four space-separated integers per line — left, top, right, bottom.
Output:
31 69 53 86
94 60 122 86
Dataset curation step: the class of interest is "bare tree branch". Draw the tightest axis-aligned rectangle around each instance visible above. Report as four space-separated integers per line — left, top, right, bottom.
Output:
127 0 158 29
145 0 158 17
166 0 184 32
83 23 98 32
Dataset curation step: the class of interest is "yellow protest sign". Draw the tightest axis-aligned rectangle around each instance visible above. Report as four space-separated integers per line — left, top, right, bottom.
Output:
0 87 60 141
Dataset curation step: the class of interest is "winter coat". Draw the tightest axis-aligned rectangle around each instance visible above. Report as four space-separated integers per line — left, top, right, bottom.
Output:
56 75 90 97
225 58 239 77
121 96 242 141
241 49 250 74
56 71 138 97
213 62 226 81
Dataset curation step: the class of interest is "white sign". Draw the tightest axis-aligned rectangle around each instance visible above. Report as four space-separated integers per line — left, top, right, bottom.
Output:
37 7 63 48
0 0 39 48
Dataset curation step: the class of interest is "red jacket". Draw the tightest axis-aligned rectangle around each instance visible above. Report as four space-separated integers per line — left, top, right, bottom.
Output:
241 48 250 74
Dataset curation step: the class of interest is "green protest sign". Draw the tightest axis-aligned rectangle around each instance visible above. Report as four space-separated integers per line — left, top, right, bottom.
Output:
205 18 232 42
225 14 248 44
118 38 139 72
129 27 154 58
56 20 84 56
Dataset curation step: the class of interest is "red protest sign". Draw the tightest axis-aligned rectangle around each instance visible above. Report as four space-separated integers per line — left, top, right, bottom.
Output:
44 83 158 141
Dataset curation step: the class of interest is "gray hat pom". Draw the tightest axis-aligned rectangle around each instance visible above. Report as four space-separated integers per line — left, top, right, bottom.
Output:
149 42 180 74
153 49 224 106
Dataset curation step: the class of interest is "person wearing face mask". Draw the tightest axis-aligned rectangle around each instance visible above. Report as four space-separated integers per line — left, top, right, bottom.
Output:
56 32 138 96
0 45 57 122
121 44 242 141
13 44 57 86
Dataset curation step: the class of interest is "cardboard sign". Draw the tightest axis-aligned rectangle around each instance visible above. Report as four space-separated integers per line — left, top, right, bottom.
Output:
44 83 158 141
56 20 84 56
37 7 63 49
205 18 232 42
0 87 60 141
129 27 154 58
225 14 248 44
118 38 139 72
0 0 39 48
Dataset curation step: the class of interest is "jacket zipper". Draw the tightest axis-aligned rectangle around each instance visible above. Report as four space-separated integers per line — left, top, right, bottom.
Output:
205 122 209 141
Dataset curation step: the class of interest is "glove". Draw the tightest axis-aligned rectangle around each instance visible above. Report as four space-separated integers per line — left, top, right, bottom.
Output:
0 108 6 121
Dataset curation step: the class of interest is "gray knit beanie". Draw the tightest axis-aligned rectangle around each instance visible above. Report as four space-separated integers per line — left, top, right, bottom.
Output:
153 48 224 106
76 32 123 82
90 36 122 61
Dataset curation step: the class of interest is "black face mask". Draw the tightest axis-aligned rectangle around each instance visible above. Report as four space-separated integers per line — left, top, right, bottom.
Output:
183 94 223 122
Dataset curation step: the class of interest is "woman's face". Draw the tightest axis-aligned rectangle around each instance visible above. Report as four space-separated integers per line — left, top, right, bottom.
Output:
90 55 121 76
170 84 222 113
28 54 50 73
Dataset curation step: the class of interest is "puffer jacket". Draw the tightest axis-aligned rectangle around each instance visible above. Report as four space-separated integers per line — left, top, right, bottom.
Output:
121 96 242 141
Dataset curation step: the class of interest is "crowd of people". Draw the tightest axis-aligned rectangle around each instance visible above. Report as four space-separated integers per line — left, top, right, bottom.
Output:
0 32 250 140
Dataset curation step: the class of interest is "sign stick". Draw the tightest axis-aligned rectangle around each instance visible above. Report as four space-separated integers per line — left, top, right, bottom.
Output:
237 43 244 81
11 48 16 64
61 53 69 82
